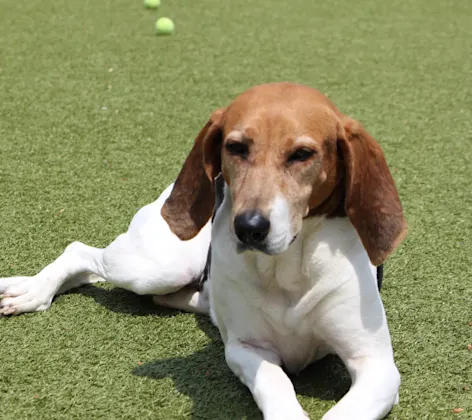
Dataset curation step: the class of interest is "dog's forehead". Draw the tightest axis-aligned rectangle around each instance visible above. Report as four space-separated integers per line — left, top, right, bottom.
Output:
223 83 341 141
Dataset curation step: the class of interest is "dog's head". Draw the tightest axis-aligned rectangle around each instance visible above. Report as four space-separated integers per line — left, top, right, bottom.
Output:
161 83 407 265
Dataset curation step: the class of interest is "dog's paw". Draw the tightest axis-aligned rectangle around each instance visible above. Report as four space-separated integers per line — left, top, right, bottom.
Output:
0 276 53 316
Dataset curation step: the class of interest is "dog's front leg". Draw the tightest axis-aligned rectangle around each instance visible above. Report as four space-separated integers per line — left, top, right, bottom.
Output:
225 340 309 420
322 355 400 420
318 271 401 420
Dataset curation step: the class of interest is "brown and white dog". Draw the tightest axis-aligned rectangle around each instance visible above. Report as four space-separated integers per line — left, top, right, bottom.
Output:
0 83 407 419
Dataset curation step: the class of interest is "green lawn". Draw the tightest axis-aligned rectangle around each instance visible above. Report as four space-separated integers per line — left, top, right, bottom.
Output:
0 0 471 418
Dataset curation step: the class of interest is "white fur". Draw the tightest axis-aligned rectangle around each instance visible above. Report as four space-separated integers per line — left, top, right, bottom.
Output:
0 181 400 420
265 194 293 254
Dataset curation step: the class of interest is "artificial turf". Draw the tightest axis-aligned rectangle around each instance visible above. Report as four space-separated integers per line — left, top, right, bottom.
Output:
0 0 471 418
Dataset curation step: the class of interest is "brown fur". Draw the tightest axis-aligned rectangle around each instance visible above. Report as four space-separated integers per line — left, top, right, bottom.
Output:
161 83 407 265
160 109 224 240
338 119 408 265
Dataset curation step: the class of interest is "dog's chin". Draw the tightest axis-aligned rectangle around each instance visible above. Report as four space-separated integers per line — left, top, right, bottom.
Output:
236 235 298 256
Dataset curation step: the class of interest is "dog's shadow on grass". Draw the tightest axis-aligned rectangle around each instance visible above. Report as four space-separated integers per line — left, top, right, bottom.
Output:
132 314 351 419
70 284 174 317
70 285 350 418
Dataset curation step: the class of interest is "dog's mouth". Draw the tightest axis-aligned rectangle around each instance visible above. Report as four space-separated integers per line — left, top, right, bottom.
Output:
236 235 298 255
236 242 270 255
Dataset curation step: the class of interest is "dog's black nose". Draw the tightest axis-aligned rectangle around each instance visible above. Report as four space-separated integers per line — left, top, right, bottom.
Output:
234 211 270 245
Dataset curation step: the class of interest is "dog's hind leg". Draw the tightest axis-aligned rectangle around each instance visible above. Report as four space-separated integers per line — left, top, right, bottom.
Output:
0 183 212 316
0 242 107 315
0 227 210 316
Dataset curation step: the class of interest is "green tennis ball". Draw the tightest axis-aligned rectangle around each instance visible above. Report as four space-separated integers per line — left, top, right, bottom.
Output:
144 0 160 9
155 17 175 35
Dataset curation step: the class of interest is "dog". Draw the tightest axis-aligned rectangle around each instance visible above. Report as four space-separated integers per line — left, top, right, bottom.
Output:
0 82 407 419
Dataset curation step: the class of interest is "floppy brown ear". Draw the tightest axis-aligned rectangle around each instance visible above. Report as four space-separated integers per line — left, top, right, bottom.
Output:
161 108 225 240
338 119 407 265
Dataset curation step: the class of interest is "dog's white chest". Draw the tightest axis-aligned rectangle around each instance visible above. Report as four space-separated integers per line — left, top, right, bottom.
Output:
210 251 329 372
208 192 378 372
209 215 359 372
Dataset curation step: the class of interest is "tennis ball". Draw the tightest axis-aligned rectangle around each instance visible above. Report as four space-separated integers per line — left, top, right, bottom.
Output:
155 17 175 35
144 0 160 9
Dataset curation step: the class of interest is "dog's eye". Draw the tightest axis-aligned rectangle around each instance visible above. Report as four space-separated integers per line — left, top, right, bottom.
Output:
225 141 249 158
288 148 316 163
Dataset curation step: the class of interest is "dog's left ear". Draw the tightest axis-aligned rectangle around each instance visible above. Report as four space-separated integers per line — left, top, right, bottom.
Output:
161 108 225 240
338 119 407 266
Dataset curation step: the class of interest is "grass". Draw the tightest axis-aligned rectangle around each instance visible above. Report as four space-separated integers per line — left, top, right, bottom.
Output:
0 0 471 418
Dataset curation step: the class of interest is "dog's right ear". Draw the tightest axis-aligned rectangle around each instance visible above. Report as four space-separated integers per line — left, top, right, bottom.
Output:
161 108 225 240
337 118 407 266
